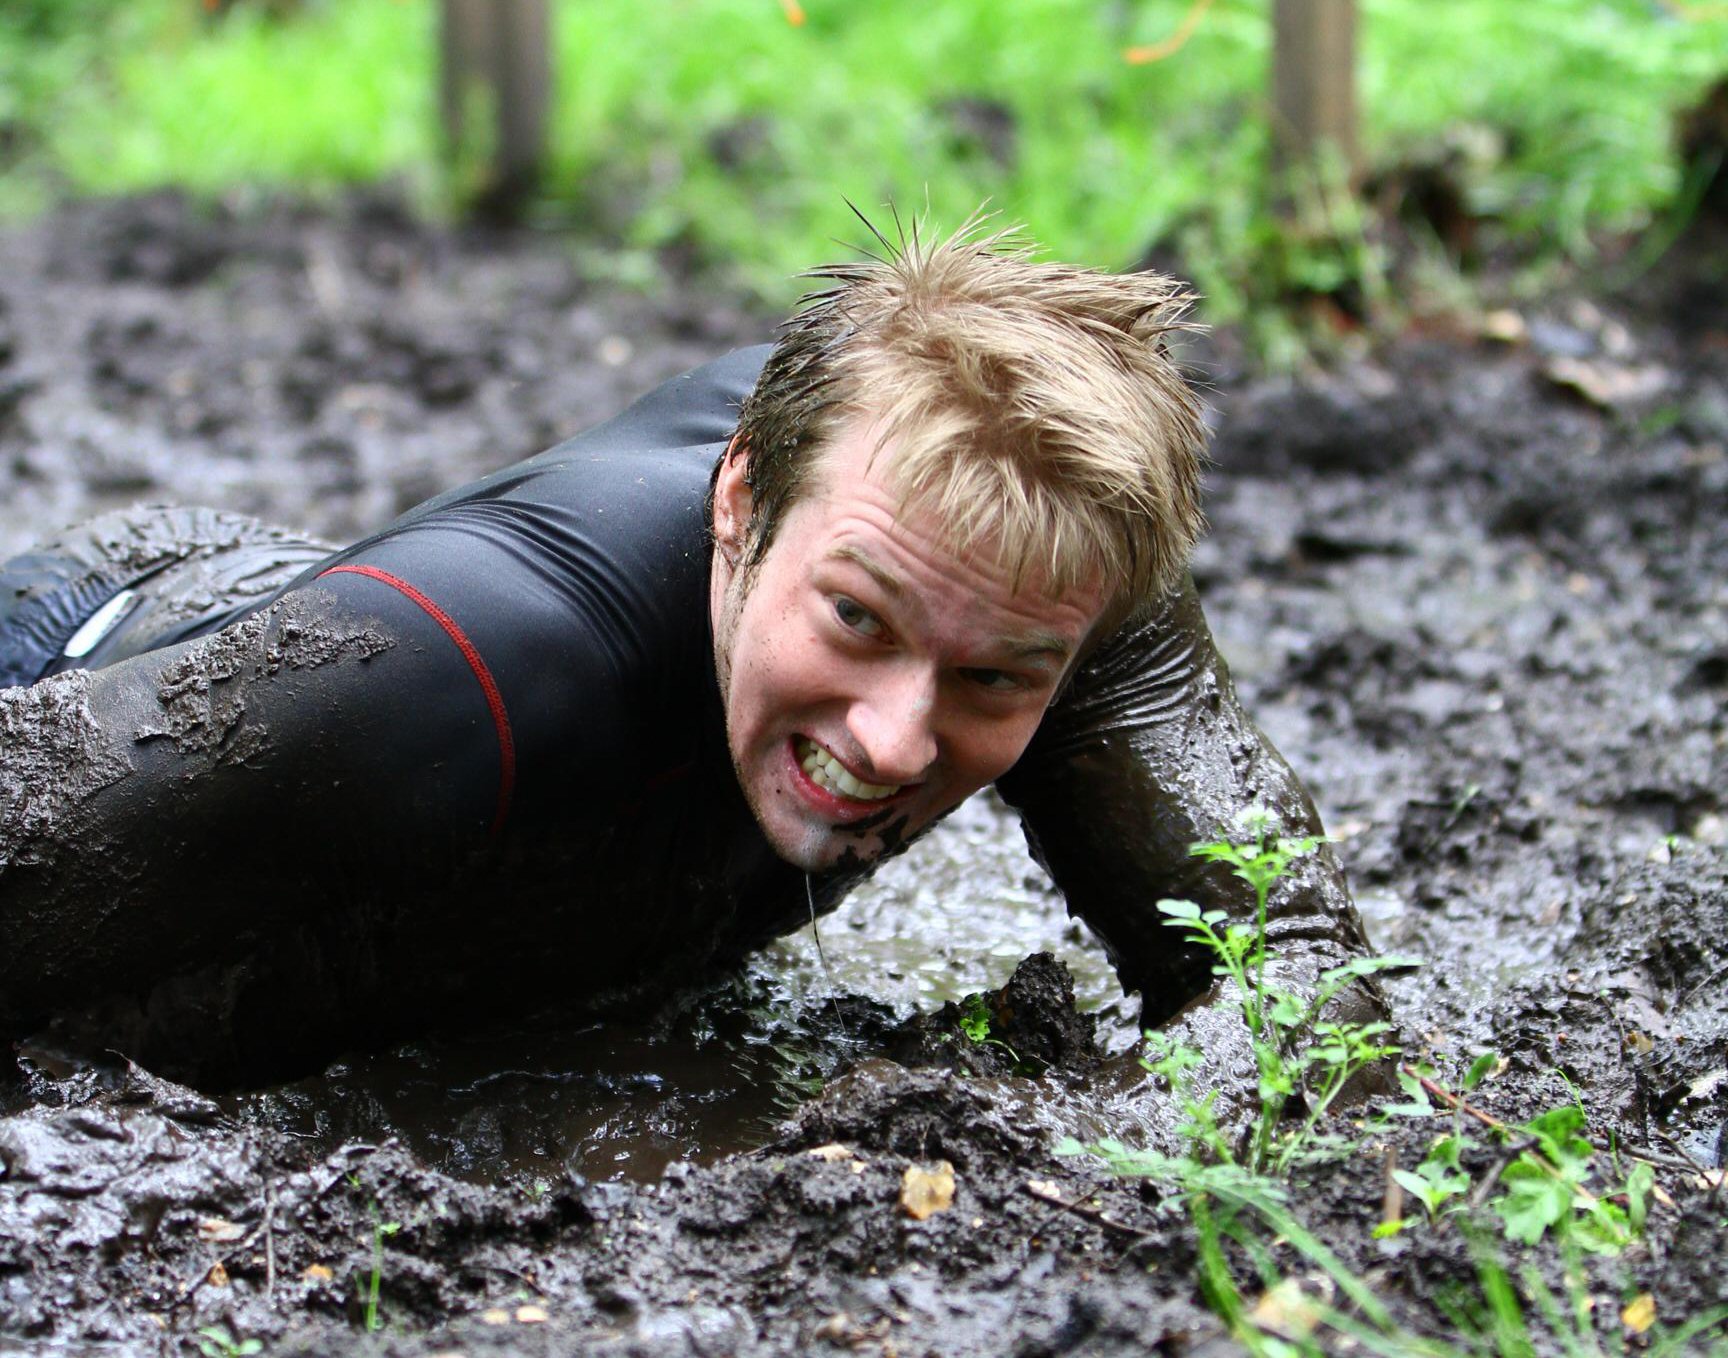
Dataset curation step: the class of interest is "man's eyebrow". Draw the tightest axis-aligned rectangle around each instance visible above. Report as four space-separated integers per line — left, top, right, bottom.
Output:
826 544 905 598
1002 633 1075 664
827 544 1075 666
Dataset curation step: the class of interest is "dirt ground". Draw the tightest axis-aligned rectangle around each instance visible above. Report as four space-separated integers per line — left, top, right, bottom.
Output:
0 192 1724 1356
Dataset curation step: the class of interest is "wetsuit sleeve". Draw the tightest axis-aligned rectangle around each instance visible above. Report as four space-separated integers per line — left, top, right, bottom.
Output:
994 575 1385 1029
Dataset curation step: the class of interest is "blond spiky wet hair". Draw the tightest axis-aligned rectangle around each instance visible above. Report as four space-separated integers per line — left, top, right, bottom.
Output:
729 212 1207 626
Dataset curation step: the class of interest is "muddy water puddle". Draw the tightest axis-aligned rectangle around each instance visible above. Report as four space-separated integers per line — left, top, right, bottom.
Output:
229 794 1146 1187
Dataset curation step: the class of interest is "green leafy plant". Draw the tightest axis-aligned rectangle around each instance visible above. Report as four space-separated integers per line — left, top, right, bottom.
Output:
956 992 993 1045
1387 1061 1659 1256
1055 811 1714 1354
195 1326 262 1358
1057 809 1421 1351
1156 806 1410 1172
1387 1133 1472 1231
1495 1105 1651 1253
955 991 1023 1067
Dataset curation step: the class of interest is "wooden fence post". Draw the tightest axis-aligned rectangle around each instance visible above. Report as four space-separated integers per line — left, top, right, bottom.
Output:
1271 0 1359 181
439 0 551 214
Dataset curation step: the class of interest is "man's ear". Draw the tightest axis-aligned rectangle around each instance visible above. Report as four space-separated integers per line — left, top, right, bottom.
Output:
712 434 752 561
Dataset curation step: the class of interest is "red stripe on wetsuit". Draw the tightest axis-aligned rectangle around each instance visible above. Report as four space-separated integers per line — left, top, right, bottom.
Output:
318 564 516 840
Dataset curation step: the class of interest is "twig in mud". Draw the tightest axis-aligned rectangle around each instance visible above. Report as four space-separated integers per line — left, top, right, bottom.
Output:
1654 1131 1712 1178
1402 1066 1504 1133
1673 959 1728 1014
264 1182 277 1300
1656 1131 1728 1206
1380 1145 1403 1232
1624 1144 1704 1174
1021 1179 1156 1239
1467 1139 1538 1213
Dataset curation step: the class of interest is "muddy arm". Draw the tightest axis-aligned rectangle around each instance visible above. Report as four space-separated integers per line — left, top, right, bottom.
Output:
995 575 1383 1030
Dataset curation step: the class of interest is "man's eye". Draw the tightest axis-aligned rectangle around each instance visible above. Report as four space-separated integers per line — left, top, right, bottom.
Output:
833 597 883 637
963 668 1026 693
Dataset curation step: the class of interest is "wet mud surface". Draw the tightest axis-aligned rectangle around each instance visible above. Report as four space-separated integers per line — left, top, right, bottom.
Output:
1 193 1725 1353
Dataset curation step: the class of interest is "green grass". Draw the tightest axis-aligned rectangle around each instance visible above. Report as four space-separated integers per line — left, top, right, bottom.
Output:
2 0 1724 317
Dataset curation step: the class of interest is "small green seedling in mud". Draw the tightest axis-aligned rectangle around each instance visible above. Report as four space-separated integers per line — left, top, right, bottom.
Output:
1181 803 1324 1040
1373 1055 1495 1237
956 992 1023 1066
1056 809 1416 1352
361 1203 402 1333
195 1325 262 1358
1385 1059 1658 1256
1060 814 1716 1356
1494 1105 1655 1255
957 992 993 1046
1068 807 1409 1176
1155 807 1411 1173
1382 1133 1472 1234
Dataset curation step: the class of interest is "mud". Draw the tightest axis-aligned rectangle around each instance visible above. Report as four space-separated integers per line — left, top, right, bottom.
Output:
135 595 394 758
0 193 1725 1353
0 671 131 872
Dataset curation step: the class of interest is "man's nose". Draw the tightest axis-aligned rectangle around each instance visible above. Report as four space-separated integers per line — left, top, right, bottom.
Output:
847 665 939 784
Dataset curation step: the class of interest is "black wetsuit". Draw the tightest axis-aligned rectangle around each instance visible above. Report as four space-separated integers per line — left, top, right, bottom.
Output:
0 349 1375 1084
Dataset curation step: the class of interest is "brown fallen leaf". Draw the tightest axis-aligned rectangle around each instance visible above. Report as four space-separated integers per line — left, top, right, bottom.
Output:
197 1217 247 1244
301 1263 334 1283
806 1143 860 1163
1622 1293 1656 1334
899 1161 956 1221
207 1262 229 1288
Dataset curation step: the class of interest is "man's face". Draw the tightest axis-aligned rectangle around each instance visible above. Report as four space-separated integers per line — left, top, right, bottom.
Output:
710 414 1106 872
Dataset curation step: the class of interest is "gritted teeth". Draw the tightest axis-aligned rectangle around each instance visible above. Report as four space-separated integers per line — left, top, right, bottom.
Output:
795 736 902 802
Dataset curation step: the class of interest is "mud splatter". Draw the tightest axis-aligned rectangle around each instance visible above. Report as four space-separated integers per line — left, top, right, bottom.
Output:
0 670 132 871
134 594 392 759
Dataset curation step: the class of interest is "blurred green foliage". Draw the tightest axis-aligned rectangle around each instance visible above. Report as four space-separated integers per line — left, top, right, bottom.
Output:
0 0 1723 323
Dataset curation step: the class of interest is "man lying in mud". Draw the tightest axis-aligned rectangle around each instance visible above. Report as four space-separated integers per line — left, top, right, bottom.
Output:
0 223 1380 1087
